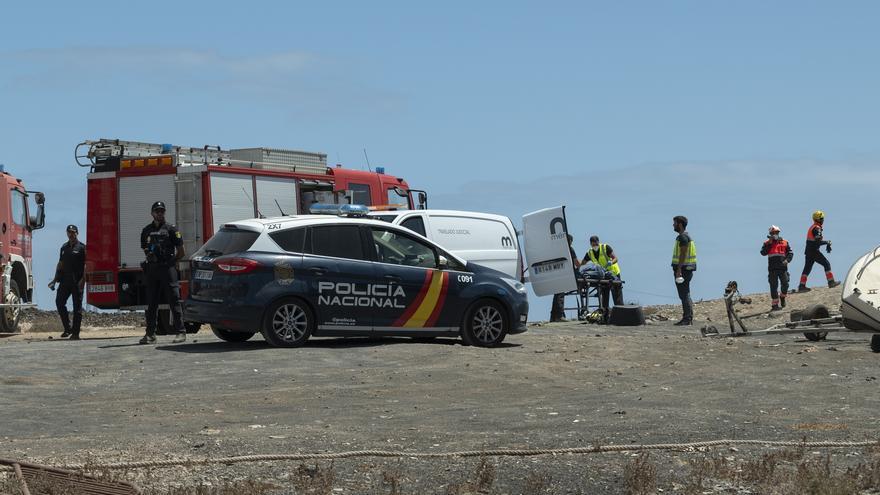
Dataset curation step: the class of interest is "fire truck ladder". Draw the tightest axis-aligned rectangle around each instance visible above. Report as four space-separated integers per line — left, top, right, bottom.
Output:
76 139 230 167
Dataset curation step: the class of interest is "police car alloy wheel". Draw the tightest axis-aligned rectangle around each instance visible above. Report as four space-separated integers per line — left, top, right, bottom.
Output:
211 325 256 343
261 298 313 348
463 299 508 347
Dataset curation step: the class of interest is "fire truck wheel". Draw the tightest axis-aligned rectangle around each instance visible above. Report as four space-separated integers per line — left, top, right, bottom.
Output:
801 304 830 341
462 299 508 347
0 279 21 333
184 322 202 334
260 297 313 348
871 334 880 353
211 326 255 343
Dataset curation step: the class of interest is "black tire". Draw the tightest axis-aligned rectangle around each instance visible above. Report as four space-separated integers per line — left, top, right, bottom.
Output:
211 325 255 342
260 297 313 348
610 305 645 326
871 334 880 353
461 299 508 347
0 279 22 333
184 322 202 334
802 304 830 341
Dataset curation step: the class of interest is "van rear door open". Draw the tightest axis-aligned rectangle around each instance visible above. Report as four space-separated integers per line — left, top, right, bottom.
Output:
522 206 577 297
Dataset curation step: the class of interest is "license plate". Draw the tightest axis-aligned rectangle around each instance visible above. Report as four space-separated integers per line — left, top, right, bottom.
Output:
195 270 214 281
533 262 564 274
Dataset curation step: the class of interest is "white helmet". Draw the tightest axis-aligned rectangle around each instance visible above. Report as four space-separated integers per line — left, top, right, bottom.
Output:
768 225 781 234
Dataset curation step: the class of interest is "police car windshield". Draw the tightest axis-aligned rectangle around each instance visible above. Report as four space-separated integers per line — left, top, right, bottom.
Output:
195 228 259 258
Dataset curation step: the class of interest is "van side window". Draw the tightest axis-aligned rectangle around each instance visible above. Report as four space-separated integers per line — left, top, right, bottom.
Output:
269 227 305 253
349 183 372 206
10 189 27 227
308 225 365 261
400 216 426 237
370 227 437 269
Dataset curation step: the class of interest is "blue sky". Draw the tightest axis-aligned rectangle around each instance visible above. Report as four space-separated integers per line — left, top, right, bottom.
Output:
2 1 879 318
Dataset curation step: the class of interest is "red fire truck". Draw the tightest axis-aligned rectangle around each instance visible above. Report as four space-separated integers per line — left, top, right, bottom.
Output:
76 138 425 322
0 165 46 333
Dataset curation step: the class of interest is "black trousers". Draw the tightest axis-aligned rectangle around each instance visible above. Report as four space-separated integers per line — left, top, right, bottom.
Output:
144 263 184 335
56 281 83 334
674 269 694 321
768 270 789 301
550 293 566 321
801 250 831 277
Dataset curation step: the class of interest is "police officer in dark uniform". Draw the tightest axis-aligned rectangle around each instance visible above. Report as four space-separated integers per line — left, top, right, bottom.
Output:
48 225 86 340
139 201 187 344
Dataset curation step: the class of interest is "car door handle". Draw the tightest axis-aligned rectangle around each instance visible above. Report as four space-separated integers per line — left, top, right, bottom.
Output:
383 275 401 282
309 267 328 276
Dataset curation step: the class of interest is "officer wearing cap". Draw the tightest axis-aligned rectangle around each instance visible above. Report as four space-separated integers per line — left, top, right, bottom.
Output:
139 201 186 344
48 225 86 339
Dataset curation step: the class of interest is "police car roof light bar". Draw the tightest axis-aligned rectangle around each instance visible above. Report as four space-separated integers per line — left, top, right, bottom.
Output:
309 203 370 217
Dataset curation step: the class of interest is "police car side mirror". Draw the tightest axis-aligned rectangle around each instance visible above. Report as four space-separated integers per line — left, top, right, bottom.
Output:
438 255 449 269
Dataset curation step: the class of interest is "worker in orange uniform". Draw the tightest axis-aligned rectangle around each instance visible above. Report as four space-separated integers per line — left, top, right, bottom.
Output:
798 210 840 292
761 225 793 311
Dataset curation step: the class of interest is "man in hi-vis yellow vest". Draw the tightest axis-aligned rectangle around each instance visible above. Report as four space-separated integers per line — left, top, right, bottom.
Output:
672 215 697 326
582 235 622 307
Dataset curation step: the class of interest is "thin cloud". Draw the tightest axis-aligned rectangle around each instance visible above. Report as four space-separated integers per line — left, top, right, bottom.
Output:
0 46 405 115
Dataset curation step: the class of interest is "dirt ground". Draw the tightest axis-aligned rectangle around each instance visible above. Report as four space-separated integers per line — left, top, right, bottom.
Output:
1 288 878 494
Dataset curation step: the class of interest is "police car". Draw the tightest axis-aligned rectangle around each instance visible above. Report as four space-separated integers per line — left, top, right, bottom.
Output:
183 206 529 347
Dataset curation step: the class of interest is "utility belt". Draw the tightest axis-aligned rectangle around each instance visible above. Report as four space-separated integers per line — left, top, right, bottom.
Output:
141 259 176 269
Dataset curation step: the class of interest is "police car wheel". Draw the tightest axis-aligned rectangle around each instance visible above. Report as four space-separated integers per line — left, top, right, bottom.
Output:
261 298 313 348
0 278 21 333
211 326 256 343
463 299 508 347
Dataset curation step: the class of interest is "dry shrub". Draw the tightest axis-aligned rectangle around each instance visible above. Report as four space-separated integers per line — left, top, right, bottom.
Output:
446 457 496 495
522 471 552 495
158 479 278 495
292 462 336 495
381 465 404 495
623 453 657 495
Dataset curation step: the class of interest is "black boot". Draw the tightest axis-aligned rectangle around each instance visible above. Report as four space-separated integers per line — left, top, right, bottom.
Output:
139 332 157 344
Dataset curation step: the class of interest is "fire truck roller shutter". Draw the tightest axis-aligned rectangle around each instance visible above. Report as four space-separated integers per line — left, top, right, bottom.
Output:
210 173 258 233
255 176 297 218
118 175 177 268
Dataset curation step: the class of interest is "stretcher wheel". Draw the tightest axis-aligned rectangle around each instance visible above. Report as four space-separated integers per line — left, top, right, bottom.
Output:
871 334 880 353
609 305 645 326
801 304 829 341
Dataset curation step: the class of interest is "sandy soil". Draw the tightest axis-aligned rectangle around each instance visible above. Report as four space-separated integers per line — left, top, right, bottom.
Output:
1 287 877 494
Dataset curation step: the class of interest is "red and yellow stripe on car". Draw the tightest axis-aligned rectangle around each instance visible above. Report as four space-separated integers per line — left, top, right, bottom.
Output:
394 271 449 328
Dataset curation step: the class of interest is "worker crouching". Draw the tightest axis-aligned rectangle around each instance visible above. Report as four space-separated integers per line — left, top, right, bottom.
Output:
761 225 793 311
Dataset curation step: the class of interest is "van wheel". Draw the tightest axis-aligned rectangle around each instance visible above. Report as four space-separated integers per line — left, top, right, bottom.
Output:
0 279 22 333
211 326 255 342
802 304 830 341
261 298 313 348
462 299 508 347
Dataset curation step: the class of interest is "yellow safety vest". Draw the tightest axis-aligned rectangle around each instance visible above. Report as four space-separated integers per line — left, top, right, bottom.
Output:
672 238 697 269
588 244 621 276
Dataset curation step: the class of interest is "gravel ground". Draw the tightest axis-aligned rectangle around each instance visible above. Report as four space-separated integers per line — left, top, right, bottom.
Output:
1 288 878 494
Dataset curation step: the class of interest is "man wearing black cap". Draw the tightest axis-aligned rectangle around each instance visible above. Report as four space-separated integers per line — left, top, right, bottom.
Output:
139 201 186 344
48 225 86 339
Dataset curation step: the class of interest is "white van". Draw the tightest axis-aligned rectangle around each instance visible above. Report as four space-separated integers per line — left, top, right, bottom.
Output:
368 209 523 280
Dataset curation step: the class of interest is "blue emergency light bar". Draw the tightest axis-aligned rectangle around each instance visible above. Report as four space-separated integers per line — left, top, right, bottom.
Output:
309 203 370 217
